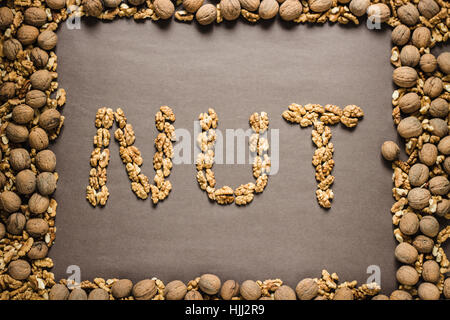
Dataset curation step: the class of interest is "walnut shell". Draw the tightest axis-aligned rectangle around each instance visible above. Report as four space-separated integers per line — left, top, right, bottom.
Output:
411 27 431 49
0 222 4 239
398 92 420 114
68 288 88 300
420 53 437 73
400 45 420 67
308 0 331 13
396 265 419 286
27 241 49 260
30 70 52 91
82 0 104 17
413 235 434 253
240 280 261 300
8 259 31 281
423 76 443 98
429 98 448 118
12 104 34 124
259 0 279 19
17 25 39 46
295 278 318 300
274 285 296 300
392 66 417 88
443 157 450 174
419 143 437 166
418 0 440 19
0 191 21 213
36 172 57 195
128 0 146 5
221 0 241 20
28 193 50 215
6 213 26 235
6 123 29 143
407 187 431 210
24 7 48 27
397 116 422 138
437 52 450 75
436 198 450 217
104 0 122 8
371 294 389 300
39 108 61 131
397 3 419 26
349 0 370 17
0 7 14 29
49 284 69 300
279 0 302 21
422 260 440 283
183 0 204 12
367 3 390 23
88 288 109 300
164 280 187 300
26 218 49 238
26 90 47 109
0 82 16 101
408 163 429 187
239 0 260 11
3 39 23 61
381 141 399 161
399 211 419 236
333 287 353 300
196 4 217 25
154 0 175 19
444 278 450 299
390 290 412 300
199 274 221 295
391 25 410 46
428 175 450 195
36 150 56 172
418 282 440 300
37 30 58 51
47 0 66 9
394 242 418 264
220 280 239 300
0 172 6 190
29 127 49 151
10 148 31 171
16 169 37 195
429 118 448 137
438 136 450 155
184 290 203 300
132 279 157 300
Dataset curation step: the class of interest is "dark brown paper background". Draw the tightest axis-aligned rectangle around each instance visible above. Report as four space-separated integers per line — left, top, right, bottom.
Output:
50 18 402 294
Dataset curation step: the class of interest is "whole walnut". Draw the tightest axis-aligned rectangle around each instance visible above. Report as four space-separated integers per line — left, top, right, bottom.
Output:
413 235 434 253
438 136 450 155
240 280 261 300
423 76 443 98
429 119 447 138
8 259 31 280
0 82 16 101
371 294 389 300
308 0 331 13
412 27 431 48
16 169 36 195
220 0 241 20
26 90 47 109
17 25 39 46
3 39 23 60
418 143 437 166
436 198 450 217
36 150 56 172
132 279 157 300
400 45 420 67
6 212 26 235
418 0 440 19
0 172 6 189
128 0 146 5
28 192 50 214
0 7 13 29
367 3 390 23
397 116 422 138
381 141 399 161
443 157 450 174
196 4 217 25
0 222 5 239
429 98 448 118
391 24 410 46
199 274 221 295
420 53 437 73
399 212 419 236
30 70 52 91
10 148 31 171
29 127 49 151
397 3 419 26
82 0 104 17
39 109 61 131
394 242 418 264
396 265 419 286
30 47 49 69
408 163 429 186
164 280 187 300
437 52 450 75
390 289 412 300
184 290 203 300
392 66 418 88
349 0 370 17
183 0 205 12
428 175 450 195
279 0 302 21
154 0 175 19
46 0 66 10
398 92 420 114
0 191 21 213
12 104 34 124
104 0 122 7
27 241 48 259
24 7 48 27
49 284 70 300
69 288 88 300
259 0 279 19
295 278 318 300
444 278 450 299
37 30 58 51
333 287 353 300
219 280 239 300
274 285 296 300
407 187 431 210
88 288 109 300
6 122 29 143
418 282 440 300
239 0 259 11
36 172 57 195
26 218 49 238
422 260 440 283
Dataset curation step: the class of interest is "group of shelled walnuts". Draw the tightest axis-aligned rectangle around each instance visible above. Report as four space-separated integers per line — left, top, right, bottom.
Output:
379 0 450 300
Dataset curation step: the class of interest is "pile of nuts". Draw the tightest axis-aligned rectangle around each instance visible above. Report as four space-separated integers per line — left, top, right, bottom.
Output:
196 109 270 205
282 103 364 208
